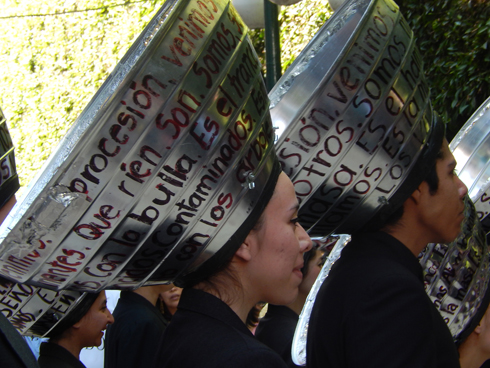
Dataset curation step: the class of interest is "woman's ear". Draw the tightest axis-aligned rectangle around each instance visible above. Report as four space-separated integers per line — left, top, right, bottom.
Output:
474 323 482 335
234 233 257 262
410 181 427 205
72 318 84 330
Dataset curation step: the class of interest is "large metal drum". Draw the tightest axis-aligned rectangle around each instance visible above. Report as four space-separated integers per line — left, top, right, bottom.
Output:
418 96 490 343
0 0 276 292
419 196 489 344
0 276 86 336
271 0 436 237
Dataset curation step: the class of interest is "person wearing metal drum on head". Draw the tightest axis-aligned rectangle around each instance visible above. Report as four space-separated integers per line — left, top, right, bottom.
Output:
38 291 114 368
152 168 313 368
307 122 467 367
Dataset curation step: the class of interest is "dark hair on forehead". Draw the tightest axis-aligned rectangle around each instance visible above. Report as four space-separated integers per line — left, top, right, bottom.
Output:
381 144 445 228
47 292 101 341
425 148 445 194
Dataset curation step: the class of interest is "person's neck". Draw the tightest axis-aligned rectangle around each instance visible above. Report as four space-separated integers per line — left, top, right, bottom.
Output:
53 339 82 361
458 334 486 368
287 291 307 316
194 280 253 324
227 294 254 324
382 221 430 257
132 287 159 306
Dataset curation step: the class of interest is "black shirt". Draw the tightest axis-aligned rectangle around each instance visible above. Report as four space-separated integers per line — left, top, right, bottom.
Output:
104 291 167 368
152 288 287 368
0 314 39 368
256 305 299 367
307 231 460 368
38 342 85 368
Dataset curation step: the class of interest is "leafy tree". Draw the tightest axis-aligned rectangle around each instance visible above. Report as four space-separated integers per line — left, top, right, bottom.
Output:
397 0 490 140
0 0 160 190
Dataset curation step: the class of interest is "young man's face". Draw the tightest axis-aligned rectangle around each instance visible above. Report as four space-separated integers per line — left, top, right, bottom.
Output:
418 139 468 244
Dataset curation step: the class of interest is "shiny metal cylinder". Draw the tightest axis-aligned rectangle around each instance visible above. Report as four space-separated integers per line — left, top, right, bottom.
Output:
418 95 490 343
451 96 490 203
0 276 86 337
0 0 276 291
271 0 433 237
419 196 489 343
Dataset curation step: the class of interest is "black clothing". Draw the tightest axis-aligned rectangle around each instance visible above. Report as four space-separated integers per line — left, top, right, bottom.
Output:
307 231 460 368
0 314 39 368
153 288 288 368
256 305 299 367
104 291 167 368
38 342 85 368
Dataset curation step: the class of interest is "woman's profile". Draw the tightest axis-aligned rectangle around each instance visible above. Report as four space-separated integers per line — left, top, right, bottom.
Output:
153 171 312 368
38 291 114 368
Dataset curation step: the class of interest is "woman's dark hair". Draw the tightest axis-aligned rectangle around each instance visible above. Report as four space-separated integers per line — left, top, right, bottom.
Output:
382 148 444 229
47 292 100 341
246 303 265 330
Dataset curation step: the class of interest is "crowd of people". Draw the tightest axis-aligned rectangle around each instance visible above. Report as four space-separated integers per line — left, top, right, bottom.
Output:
2 129 490 368
0 1 489 367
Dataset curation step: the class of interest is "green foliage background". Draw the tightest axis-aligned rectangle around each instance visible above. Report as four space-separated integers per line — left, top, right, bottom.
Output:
0 0 488 194
398 0 490 139
0 0 161 193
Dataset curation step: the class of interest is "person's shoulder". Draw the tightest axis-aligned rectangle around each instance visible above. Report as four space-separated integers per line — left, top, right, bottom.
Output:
39 343 86 368
106 306 165 340
167 308 277 350
223 343 288 368
159 318 286 368
325 235 419 287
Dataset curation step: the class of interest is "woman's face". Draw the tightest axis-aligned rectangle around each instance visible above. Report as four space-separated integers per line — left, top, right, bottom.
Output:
75 291 114 348
299 250 325 296
160 286 183 315
245 172 312 306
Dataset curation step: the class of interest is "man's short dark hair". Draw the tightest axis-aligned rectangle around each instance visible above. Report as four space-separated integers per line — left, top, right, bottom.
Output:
382 148 444 229
425 150 444 195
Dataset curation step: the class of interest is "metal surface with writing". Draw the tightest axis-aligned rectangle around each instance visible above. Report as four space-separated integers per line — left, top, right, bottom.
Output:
0 0 274 291
417 96 490 342
0 275 87 337
271 0 433 237
291 234 351 366
419 196 489 342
